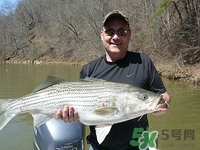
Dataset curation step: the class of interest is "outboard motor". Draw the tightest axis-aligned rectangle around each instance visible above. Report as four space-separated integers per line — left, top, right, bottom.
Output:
33 118 83 150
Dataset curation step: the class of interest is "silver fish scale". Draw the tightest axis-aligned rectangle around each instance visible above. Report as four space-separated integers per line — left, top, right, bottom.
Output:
5 81 125 118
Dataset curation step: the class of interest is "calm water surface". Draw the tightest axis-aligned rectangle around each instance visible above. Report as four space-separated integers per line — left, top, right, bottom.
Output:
0 63 199 150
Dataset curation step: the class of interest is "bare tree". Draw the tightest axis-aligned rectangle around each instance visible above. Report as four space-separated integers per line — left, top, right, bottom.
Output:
0 0 199 64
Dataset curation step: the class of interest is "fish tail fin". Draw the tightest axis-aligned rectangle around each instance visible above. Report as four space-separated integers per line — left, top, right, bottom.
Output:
0 99 16 131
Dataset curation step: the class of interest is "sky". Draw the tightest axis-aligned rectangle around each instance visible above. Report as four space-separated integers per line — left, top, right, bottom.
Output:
0 0 19 14
0 0 19 8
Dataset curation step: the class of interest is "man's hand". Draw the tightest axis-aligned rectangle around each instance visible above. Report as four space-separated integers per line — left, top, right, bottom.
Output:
152 107 168 116
56 105 79 122
152 91 170 116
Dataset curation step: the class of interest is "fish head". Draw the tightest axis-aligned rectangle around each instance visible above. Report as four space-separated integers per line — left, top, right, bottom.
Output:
116 87 167 117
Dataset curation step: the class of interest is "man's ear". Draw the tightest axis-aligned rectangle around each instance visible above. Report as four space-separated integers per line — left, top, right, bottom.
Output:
101 35 103 41
128 29 132 39
100 31 103 40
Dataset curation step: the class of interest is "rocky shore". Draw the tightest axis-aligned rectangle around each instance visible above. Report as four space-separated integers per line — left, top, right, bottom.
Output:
156 63 200 85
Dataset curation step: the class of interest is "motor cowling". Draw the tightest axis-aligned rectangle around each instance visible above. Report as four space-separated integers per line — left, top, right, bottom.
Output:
33 118 83 150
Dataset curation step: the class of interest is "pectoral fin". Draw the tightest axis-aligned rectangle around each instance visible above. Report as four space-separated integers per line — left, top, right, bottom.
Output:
95 125 112 144
94 107 118 117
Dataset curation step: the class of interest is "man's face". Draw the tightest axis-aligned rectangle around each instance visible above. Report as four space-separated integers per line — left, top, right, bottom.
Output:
101 17 131 61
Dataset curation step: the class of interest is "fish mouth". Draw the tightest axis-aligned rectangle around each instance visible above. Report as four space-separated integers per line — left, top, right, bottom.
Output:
156 96 169 109
148 95 169 111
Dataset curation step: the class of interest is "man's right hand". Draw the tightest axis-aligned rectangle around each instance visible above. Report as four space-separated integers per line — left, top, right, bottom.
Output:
55 105 79 122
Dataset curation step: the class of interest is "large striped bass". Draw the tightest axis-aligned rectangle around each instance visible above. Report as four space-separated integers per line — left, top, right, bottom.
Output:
0 76 167 144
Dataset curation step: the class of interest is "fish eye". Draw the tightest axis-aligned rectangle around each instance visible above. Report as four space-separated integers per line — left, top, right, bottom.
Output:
139 93 148 100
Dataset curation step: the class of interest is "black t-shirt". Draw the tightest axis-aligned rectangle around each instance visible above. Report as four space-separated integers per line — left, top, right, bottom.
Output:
80 51 166 150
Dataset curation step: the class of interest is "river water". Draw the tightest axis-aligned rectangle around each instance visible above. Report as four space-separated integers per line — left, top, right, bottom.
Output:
0 63 199 150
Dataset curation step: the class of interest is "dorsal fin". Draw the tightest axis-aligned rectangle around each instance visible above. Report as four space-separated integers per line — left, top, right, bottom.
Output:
32 76 65 93
81 77 106 82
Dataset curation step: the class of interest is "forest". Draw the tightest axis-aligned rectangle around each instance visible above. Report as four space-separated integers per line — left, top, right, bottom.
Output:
0 0 199 67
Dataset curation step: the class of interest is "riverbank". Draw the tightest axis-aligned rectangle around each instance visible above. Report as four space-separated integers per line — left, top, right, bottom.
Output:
1 58 200 85
156 63 200 85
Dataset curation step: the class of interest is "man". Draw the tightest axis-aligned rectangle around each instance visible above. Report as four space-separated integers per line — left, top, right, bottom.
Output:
56 10 171 150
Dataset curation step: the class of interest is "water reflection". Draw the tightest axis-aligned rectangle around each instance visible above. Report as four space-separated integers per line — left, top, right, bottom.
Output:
0 63 81 98
0 64 199 150
148 78 200 150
